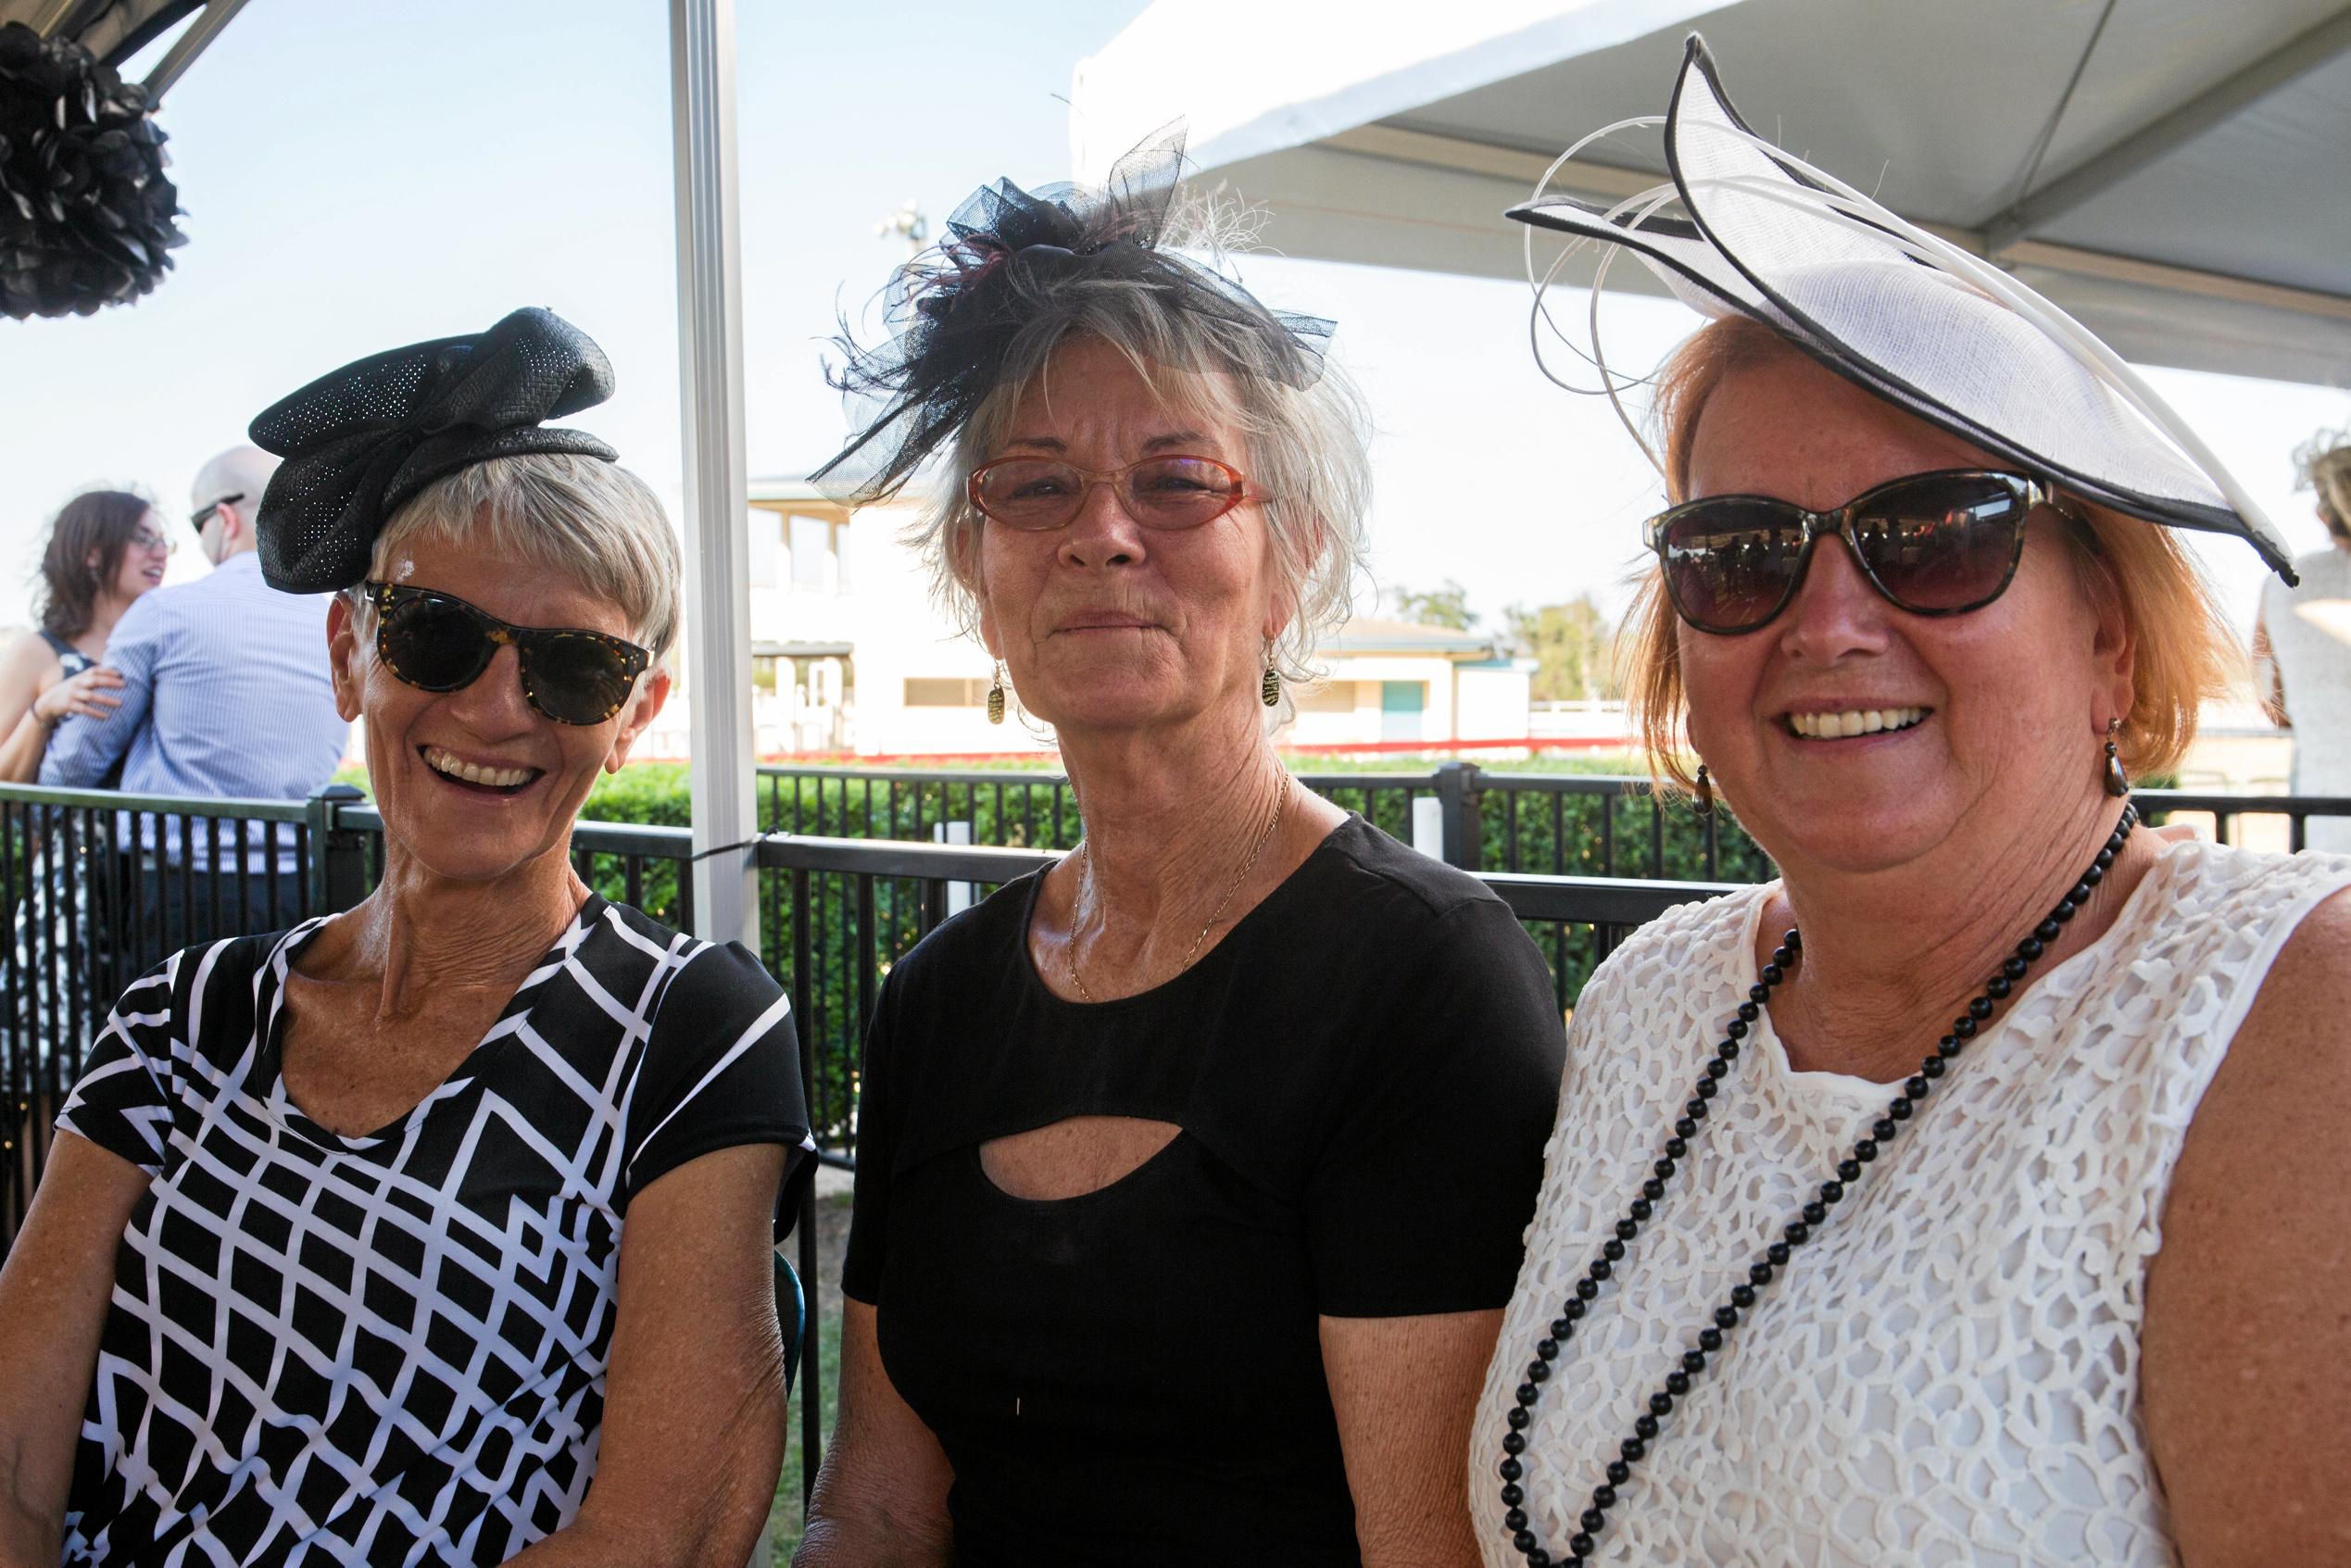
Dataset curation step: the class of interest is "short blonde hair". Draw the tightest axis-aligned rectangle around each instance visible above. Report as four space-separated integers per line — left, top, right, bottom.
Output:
362 454 683 660
1621 316 2235 791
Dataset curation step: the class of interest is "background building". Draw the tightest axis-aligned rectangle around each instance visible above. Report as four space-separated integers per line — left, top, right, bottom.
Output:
652 480 1545 759
1289 618 1534 747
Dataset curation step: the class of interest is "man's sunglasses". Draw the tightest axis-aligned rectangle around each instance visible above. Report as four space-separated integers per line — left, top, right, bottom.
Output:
1645 470 2084 635
189 491 244 533
967 455 1251 532
365 583 650 726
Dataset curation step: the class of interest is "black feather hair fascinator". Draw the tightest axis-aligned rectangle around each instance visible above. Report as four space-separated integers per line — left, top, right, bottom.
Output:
248 307 618 594
811 126 1333 503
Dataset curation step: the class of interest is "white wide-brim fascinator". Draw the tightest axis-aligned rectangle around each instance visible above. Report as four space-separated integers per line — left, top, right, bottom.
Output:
1508 34 2297 585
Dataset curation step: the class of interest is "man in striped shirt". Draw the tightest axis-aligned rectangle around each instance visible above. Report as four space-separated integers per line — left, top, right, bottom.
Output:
41 446 349 960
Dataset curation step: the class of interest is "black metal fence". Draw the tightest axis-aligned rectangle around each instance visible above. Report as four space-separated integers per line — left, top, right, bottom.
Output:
0 778 1743 1508
750 763 2351 1010
0 784 333 1250
758 759 2351 862
5 770 2345 1507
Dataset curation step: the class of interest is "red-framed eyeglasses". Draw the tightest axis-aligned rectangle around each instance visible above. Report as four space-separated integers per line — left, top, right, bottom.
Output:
966 454 1251 532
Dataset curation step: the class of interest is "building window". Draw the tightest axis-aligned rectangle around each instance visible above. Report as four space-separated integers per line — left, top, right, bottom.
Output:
748 508 783 587
1295 680 1356 713
789 513 835 594
905 677 991 708
1380 680 1427 741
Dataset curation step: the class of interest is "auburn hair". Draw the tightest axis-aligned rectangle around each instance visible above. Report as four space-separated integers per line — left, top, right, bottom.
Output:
1620 316 2235 792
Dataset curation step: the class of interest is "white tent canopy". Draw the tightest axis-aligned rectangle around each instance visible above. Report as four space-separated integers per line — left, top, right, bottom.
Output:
11 0 766 950
1072 0 2351 387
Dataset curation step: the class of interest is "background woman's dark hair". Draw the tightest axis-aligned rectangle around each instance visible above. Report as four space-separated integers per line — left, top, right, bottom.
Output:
38 489 149 641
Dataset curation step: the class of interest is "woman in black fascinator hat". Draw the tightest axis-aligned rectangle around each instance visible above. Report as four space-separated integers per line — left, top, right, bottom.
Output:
797 132 1566 1567
1471 37 2351 1568
0 307 816 1566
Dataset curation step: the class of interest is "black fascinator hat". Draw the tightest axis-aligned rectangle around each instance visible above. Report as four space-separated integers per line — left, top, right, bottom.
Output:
1507 35 2295 583
811 126 1332 502
249 307 618 594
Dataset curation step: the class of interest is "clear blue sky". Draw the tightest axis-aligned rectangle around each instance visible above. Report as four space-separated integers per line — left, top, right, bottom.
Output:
4 0 2343 639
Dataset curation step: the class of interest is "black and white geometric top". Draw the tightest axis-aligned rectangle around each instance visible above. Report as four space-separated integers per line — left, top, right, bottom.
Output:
54 894 814 1566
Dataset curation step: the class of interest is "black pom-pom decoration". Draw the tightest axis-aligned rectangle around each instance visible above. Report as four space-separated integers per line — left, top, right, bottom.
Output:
0 21 185 320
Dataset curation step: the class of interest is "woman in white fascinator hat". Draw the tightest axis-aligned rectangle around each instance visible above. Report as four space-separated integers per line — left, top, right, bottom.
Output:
1471 34 2351 1568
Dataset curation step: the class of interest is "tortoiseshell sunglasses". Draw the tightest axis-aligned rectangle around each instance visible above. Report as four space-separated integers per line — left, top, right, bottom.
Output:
365 583 649 725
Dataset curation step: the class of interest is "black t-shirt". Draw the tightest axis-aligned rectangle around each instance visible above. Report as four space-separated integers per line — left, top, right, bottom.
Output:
842 815 1566 1566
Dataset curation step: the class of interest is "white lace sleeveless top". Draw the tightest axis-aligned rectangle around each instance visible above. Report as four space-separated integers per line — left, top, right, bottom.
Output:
1472 838 2351 1568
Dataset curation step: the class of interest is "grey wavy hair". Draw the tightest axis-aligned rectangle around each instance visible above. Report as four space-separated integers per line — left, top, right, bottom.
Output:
908 205 1373 709
347 454 684 664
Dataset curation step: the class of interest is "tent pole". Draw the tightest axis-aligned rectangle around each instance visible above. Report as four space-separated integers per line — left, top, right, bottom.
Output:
669 0 760 952
142 0 255 101
1986 6 2351 253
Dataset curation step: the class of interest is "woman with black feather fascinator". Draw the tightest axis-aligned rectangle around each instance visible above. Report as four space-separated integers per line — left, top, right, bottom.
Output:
796 131 1567 1568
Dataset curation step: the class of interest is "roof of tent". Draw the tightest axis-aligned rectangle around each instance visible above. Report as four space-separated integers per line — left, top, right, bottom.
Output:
1071 0 2351 387
3 0 249 97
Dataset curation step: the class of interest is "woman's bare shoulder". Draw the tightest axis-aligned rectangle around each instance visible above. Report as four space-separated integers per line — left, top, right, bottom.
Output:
2180 879 2351 1168
2232 880 2351 1066
2142 882 2351 1560
0 629 61 684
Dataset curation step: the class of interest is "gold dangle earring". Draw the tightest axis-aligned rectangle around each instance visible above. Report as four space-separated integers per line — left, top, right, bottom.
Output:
1261 645 1281 709
1694 762 1715 817
987 662 1007 725
2102 717 2130 797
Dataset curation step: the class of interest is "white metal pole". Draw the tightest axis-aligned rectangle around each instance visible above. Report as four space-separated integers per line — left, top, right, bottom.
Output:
669 0 760 952
1412 797 1446 861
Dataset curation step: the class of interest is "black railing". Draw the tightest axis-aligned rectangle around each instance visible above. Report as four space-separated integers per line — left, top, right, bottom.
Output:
756 759 2351 875
0 778 1743 1512
2131 788 2351 852
0 783 328 1248
6 771 2346 1514
752 761 1766 884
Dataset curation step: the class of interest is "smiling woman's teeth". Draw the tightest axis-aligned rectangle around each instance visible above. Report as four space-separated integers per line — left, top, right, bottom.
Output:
1789 706 1928 739
423 746 534 788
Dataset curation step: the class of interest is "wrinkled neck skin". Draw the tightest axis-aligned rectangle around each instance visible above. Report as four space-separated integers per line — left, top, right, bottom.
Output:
302 834 592 1026
1757 787 2158 1084
1055 696 1292 966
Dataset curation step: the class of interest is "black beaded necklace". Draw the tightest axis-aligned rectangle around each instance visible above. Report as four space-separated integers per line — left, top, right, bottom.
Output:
1498 802 2140 1565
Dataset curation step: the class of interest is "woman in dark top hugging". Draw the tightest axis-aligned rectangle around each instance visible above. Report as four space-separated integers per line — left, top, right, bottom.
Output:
0 309 813 1565
794 134 1567 1568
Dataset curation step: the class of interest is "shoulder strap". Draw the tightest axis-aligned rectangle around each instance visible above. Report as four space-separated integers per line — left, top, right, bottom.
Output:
38 628 92 671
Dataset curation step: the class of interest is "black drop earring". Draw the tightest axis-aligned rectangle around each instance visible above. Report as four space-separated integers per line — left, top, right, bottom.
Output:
1694 762 1715 816
2102 718 2130 797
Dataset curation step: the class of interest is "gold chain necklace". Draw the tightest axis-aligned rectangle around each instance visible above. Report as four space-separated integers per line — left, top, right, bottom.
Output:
1067 771 1289 1004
